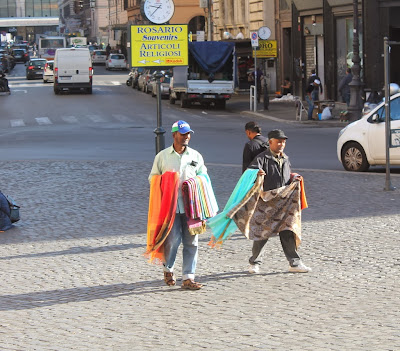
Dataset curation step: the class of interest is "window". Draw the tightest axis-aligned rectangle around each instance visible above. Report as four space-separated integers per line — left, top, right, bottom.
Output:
379 97 400 121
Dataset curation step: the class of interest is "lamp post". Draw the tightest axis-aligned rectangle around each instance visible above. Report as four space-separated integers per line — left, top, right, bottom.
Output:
347 0 363 121
154 71 166 154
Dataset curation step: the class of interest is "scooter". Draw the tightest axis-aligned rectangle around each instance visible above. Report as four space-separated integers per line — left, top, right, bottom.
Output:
126 70 134 87
0 71 10 95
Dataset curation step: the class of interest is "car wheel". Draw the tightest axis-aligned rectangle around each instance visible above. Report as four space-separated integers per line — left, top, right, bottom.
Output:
341 142 370 172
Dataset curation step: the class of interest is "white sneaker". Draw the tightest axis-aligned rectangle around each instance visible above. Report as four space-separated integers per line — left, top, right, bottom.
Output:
288 262 312 273
249 264 260 274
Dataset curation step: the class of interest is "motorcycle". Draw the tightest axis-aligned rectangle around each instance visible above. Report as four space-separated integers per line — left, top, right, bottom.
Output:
0 71 10 95
126 69 134 86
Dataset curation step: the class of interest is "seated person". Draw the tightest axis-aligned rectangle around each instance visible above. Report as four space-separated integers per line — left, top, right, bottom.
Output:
281 77 292 95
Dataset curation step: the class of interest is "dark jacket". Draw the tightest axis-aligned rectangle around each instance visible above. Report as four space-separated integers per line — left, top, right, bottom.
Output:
307 74 323 94
242 135 269 173
338 73 352 96
248 149 291 191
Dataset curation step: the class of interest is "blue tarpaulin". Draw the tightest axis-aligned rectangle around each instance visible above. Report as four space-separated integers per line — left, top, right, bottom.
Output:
188 41 235 75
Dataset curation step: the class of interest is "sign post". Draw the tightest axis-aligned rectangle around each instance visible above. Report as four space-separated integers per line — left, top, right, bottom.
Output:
251 31 259 112
130 24 188 154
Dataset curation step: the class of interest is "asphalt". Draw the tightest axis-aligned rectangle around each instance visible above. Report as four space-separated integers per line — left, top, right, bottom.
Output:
0 96 399 351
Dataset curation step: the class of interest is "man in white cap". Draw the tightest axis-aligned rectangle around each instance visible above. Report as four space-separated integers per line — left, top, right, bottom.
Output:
148 120 207 290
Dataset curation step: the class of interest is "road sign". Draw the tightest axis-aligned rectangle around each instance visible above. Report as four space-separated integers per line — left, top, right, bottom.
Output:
251 31 259 47
130 25 188 67
252 40 277 58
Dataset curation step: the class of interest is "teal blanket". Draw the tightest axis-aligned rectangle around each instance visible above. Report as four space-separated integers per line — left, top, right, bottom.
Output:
207 169 258 246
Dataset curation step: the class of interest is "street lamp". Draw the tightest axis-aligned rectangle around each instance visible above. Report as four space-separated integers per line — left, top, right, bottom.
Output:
154 71 166 154
347 0 363 121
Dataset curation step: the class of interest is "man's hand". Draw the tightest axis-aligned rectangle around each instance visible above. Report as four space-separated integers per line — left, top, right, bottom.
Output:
257 169 266 176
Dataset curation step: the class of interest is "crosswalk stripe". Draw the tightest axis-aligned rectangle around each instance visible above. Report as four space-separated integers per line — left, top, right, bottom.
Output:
10 119 25 127
62 116 78 123
87 114 107 123
112 114 131 122
35 117 52 125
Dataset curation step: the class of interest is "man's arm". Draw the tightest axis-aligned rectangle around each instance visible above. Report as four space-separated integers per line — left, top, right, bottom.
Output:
242 144 253 173
148 153 161 183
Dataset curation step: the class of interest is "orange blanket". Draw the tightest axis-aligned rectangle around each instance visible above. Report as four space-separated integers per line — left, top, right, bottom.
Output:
145 172 179 264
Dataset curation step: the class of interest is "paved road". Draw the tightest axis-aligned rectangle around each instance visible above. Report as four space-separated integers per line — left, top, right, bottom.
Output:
0 159 399 350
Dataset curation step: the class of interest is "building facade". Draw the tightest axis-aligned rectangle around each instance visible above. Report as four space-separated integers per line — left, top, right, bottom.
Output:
0 0 59 43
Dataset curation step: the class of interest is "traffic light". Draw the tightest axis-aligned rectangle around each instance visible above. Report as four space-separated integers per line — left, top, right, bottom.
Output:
79 0 84 10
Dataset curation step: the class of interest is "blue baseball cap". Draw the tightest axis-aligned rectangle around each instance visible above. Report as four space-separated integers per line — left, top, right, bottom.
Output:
171 120 194 134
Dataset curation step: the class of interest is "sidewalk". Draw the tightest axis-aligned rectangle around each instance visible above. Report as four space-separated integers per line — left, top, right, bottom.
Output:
0 159 399 350
228 92 349 127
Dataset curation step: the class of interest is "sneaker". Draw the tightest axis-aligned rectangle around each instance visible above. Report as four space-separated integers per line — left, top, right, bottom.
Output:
248 264 260 274
288 262 312 273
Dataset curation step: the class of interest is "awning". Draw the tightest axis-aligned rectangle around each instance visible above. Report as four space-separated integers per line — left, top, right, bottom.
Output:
0 17 59 27
292 0 322 11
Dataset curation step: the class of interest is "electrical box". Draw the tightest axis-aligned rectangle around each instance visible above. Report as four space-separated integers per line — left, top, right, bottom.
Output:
199 0 208 8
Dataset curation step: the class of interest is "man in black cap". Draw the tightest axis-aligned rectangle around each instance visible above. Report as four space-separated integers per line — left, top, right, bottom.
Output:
246 129 311 274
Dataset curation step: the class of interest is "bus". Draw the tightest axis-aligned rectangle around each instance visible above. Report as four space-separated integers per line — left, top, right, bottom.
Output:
38 36 66 60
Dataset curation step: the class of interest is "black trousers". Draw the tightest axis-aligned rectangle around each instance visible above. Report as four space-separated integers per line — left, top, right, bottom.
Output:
249 230 301 267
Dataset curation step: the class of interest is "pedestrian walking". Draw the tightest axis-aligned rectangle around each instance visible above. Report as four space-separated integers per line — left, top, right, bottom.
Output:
305 84 315 120
246 129 311 274
242 121 268 173
338 68 352 106
147 120 209 290
307 69 323 101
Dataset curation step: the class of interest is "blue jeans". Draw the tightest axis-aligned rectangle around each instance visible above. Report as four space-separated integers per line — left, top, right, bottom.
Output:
163 214 198 281
306 95 314 120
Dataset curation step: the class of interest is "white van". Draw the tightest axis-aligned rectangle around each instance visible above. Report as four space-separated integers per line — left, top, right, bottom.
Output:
53 48 93 94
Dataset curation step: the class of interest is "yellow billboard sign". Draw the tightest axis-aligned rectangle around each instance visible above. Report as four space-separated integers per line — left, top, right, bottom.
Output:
252 40 277 58
130 25 188 67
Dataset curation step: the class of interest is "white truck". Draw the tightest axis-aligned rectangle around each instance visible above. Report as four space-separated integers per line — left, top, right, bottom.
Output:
169 41 236 109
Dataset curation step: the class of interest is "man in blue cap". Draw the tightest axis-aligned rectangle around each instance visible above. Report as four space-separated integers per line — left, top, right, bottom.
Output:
149 120 207 290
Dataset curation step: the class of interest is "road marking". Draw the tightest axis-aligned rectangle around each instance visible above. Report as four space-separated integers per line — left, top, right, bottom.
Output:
35 117 52 125
112 114 130 122
9 89 27 93
62 116 78 123
10 119 25 127
111 81 120 85
87 114 106 123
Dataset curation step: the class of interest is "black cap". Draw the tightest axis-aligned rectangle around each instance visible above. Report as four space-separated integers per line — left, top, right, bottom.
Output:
268 129 288 140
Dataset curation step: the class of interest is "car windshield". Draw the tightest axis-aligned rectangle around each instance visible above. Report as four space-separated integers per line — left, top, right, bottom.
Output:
14 49 25 54
111 54 124 60
47 62 54 69
95 51 106 55
31 60 46 67
376 97 400 121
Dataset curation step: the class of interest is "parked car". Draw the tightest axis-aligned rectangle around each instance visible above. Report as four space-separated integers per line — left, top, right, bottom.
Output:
92 50 107 65
337 91 400 172
105 54 127 70
26 58 47 80
43 60 54 83
147 70 172 98
137 68 152 92
11 48 29 63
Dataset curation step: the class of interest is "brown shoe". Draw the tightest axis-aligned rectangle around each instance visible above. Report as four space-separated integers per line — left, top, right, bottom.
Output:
164 272 176 286
181 279 203 290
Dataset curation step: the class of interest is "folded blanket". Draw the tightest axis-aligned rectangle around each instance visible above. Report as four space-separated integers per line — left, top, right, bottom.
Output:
228 180 304 248
145 172 179 264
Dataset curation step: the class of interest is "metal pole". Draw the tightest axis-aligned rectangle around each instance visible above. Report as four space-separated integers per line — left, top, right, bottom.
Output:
254 51 257 112
263 59 269 110
154 72 165 154
383 37 395 191
347 0 363 122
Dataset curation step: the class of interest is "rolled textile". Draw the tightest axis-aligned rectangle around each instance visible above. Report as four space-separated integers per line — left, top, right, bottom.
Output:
145 171 179 264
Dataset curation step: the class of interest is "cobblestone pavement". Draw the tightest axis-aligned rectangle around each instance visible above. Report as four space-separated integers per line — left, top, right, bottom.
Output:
0 160 399 351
